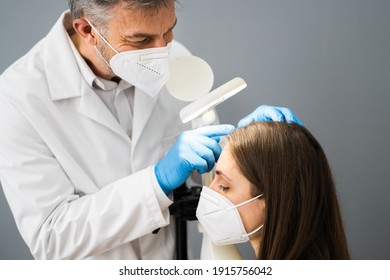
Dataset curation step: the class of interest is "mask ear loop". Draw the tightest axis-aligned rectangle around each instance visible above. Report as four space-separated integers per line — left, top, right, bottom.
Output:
85 18 120 56
226 193 264 211
228 193 264 239
243 224 264 238
94 46 112 69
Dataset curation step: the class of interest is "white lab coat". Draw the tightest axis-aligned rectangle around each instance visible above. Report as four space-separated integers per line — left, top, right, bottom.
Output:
0 11 193 259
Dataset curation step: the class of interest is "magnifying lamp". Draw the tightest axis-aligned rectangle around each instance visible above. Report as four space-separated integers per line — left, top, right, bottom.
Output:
180 77 247 123
167 56 246 260
166 56 214 102
166 56 247 124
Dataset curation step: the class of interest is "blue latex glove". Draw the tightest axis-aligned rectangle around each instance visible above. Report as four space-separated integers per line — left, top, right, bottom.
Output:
238 104 303 127
155 124 235 194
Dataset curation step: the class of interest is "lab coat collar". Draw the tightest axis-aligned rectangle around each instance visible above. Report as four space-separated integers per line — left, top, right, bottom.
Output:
44 11 82 101
43 11 160 146
42 11 128 139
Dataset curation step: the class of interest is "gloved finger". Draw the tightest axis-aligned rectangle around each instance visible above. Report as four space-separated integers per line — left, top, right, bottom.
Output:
186 145 214 174
201 135 223 161
238 105 304 127
237 105 282 127
211 136 220 143
237 116 255 128
278 107 303 125
186 154 210 174
195 124 235 138
197 160 212 174
262 106 286 122
190 136 221 171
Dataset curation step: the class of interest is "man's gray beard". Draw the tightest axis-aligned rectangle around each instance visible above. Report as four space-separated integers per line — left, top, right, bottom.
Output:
96 41 116 79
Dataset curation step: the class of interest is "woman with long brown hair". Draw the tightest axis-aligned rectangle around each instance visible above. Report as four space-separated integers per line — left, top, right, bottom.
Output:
196 121 350 259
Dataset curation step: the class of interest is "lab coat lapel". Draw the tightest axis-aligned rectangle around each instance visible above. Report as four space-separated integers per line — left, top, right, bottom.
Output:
131 88 159 151
78 82 129 140
44 12 128 140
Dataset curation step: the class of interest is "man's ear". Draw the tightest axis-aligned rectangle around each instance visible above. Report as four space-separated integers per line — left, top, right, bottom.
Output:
72 18 97 46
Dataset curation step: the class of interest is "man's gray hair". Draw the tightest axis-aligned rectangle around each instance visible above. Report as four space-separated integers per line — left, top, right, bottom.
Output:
68 0 172 28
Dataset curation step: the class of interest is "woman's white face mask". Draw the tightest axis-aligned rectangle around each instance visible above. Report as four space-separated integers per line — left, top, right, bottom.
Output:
86 19 171 98
196 186 263 246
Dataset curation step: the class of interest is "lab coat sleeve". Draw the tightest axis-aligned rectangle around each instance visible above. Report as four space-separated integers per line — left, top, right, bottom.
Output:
0 97 172 259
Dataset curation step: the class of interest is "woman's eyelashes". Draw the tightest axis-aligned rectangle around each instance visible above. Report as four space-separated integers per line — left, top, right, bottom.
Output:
218 184 229 192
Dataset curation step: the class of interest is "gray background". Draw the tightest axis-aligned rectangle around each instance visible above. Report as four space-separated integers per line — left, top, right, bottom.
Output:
0 0 389 260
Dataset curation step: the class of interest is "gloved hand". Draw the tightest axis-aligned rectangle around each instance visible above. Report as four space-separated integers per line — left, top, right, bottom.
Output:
237 104 303 127
155 124 235 194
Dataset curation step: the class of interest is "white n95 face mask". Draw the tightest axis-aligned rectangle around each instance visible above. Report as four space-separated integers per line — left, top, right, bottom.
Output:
87 19 171 97
196 186 263 246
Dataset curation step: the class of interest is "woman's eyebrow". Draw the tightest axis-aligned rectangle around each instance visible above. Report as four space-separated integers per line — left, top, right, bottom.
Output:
215 170 233 181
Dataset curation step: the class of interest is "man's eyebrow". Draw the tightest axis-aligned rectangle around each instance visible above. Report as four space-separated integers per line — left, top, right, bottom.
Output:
124 18 177 39
215 170 233 181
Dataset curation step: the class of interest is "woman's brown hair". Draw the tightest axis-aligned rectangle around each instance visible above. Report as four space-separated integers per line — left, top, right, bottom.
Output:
227 122 350 259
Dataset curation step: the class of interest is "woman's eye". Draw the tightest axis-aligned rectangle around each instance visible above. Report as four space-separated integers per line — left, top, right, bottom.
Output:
218 185 229 192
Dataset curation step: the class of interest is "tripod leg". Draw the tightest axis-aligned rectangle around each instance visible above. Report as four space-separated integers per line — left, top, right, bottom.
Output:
176 217 188 260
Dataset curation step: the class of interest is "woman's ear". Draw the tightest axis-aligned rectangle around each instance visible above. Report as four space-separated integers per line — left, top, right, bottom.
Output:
72 18 97 46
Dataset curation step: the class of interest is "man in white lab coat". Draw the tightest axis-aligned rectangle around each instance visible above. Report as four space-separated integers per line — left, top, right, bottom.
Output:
0 0 301 259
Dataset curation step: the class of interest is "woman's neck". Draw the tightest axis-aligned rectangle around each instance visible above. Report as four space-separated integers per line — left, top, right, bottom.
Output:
249 232 262 259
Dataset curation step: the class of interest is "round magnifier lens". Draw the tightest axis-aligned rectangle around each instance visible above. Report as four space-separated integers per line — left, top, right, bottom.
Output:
166 56 214 101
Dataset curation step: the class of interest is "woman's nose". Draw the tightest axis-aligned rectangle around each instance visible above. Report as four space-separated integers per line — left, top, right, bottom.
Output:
207 179 220 192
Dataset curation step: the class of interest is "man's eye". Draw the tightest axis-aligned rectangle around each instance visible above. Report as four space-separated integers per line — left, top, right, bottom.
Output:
136 37 147 43
127 38 151 47
218 185 229 192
